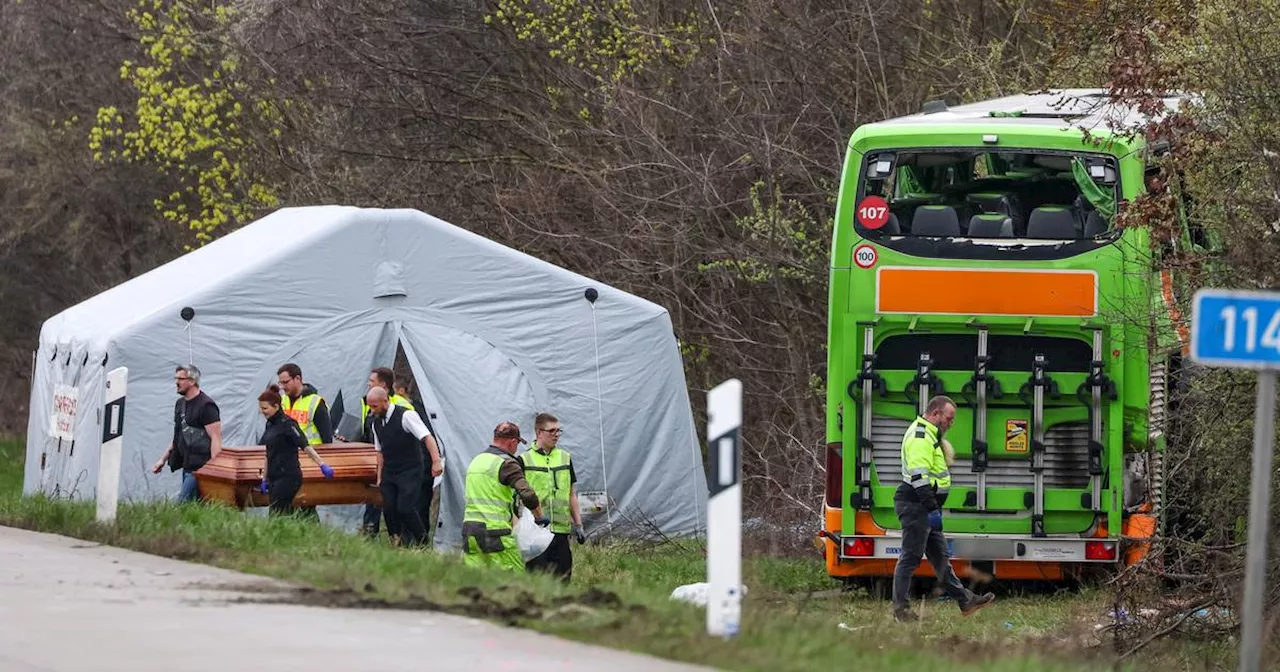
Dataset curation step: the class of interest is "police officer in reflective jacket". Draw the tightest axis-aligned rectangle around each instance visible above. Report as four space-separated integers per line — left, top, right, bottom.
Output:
892 395 995 622
462 422 546 572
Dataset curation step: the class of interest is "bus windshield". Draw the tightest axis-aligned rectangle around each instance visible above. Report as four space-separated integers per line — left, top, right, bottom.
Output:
856 149 1120 240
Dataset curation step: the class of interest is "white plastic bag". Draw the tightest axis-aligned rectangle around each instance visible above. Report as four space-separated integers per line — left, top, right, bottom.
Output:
670 582 709 606
670 582 748 606
514 507 553 562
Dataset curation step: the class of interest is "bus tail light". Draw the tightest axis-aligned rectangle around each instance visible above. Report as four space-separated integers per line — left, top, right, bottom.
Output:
1085 541 1117 560
843 537 874 557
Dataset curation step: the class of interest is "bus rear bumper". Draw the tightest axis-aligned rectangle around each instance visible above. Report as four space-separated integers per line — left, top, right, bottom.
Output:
837 532 1122 563
819 507 1153 580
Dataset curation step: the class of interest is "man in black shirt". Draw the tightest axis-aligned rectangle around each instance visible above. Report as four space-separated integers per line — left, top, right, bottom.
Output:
151 365 223 502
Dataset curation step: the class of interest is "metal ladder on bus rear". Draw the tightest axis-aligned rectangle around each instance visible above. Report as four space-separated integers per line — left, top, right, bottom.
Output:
849 324 887 510
1021 354 1058 538
1078 328 1116 513
963 326 1002 511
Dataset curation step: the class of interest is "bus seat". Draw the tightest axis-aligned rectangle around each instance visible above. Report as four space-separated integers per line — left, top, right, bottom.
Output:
966 192 1023 233
1027 206 1080 239
911 205 961 236
965 192 1015 215
967 214 1014 238
882 212 901 235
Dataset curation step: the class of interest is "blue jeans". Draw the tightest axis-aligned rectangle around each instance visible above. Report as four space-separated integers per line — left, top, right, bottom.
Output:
178 470 200 503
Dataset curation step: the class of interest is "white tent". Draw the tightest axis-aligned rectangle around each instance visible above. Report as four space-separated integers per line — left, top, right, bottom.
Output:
25 206 707 546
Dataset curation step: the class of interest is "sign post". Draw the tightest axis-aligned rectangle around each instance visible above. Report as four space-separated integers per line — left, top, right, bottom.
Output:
706 378 742 638
1190 289 1280 672
96 367 128 524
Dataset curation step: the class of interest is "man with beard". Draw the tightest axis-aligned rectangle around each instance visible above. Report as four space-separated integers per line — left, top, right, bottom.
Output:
150 364 223 502
367 386 441 547
891 395 995 622
277 362 334 519
276 363 334 446
355 367 416 537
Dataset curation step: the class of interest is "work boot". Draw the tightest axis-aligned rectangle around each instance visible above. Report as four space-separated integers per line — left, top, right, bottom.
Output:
893 606 919 622
960 592 996 616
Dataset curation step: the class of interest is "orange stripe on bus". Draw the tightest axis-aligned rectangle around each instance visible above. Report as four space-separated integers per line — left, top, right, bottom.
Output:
877 267 1097 317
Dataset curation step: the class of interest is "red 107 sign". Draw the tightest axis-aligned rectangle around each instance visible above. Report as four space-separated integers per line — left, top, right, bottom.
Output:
857 196 890 229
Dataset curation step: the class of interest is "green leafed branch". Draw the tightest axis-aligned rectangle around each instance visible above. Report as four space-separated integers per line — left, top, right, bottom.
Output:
88 0 285 245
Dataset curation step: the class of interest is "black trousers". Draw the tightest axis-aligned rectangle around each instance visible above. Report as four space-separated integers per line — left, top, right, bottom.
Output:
268 476 302 516
526 532 573 581
364 466 435 539
380 468 426 546
362 502 383 536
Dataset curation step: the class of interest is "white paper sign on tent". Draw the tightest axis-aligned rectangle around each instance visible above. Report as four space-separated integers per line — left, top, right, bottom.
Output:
577 490 609 515
49 384 79 441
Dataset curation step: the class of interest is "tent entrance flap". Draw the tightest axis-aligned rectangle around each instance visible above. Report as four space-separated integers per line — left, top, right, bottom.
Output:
396 319 538 551
394 328 459 549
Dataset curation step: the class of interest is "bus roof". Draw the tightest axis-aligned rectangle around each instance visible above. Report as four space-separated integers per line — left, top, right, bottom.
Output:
858 89 1191 135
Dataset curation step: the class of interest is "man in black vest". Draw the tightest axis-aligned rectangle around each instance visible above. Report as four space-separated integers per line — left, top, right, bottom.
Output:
151 364 223 502
367 386 441 547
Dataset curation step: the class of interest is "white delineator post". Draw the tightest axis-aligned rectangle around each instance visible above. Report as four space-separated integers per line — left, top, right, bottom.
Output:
96 367 128 523
706 378 743 638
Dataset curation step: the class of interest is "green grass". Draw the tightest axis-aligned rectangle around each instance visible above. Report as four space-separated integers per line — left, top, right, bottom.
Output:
0 440 1230 671
0 441 24 496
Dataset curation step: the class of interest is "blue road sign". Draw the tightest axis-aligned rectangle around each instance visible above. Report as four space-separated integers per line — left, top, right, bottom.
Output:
1191 289 1280 370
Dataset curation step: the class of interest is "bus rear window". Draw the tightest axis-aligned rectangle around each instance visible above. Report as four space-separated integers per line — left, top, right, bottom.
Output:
856 150 1119 240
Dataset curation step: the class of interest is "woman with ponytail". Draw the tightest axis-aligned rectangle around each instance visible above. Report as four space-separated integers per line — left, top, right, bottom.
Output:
258 385 334 514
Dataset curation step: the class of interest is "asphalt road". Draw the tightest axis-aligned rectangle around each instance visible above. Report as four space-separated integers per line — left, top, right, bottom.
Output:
0 525 713 672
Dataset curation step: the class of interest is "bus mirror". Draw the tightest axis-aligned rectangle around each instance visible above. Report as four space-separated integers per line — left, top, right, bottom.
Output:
869 159 894 179
1089 162 1118 185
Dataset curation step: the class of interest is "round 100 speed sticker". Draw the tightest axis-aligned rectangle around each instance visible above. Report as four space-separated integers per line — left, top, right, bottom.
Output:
854 244 877 269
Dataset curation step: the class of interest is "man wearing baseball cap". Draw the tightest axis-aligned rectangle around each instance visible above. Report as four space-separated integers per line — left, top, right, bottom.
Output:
461 421 547 571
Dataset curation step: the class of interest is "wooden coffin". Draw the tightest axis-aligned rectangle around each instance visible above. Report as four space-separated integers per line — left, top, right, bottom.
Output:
194 443 382 509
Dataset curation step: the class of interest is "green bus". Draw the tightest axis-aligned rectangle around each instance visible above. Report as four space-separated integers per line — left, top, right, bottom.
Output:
820 90 1190 584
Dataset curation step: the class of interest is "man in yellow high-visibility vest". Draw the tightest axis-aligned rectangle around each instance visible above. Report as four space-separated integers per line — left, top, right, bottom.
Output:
519 413 584 580
277 362 333 520
892 395 995 622
277 363 334 445
462 422 545 572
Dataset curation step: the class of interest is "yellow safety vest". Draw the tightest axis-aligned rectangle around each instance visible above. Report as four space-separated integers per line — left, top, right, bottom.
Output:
463 451 517 535
522 444 572 534
282 393 322 445
900 415 951 491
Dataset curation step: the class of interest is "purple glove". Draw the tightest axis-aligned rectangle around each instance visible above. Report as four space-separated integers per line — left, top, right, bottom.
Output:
259 478 269 494
320 464 335 479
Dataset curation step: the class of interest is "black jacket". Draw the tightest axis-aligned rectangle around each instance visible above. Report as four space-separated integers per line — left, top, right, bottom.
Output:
262 409 308 482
